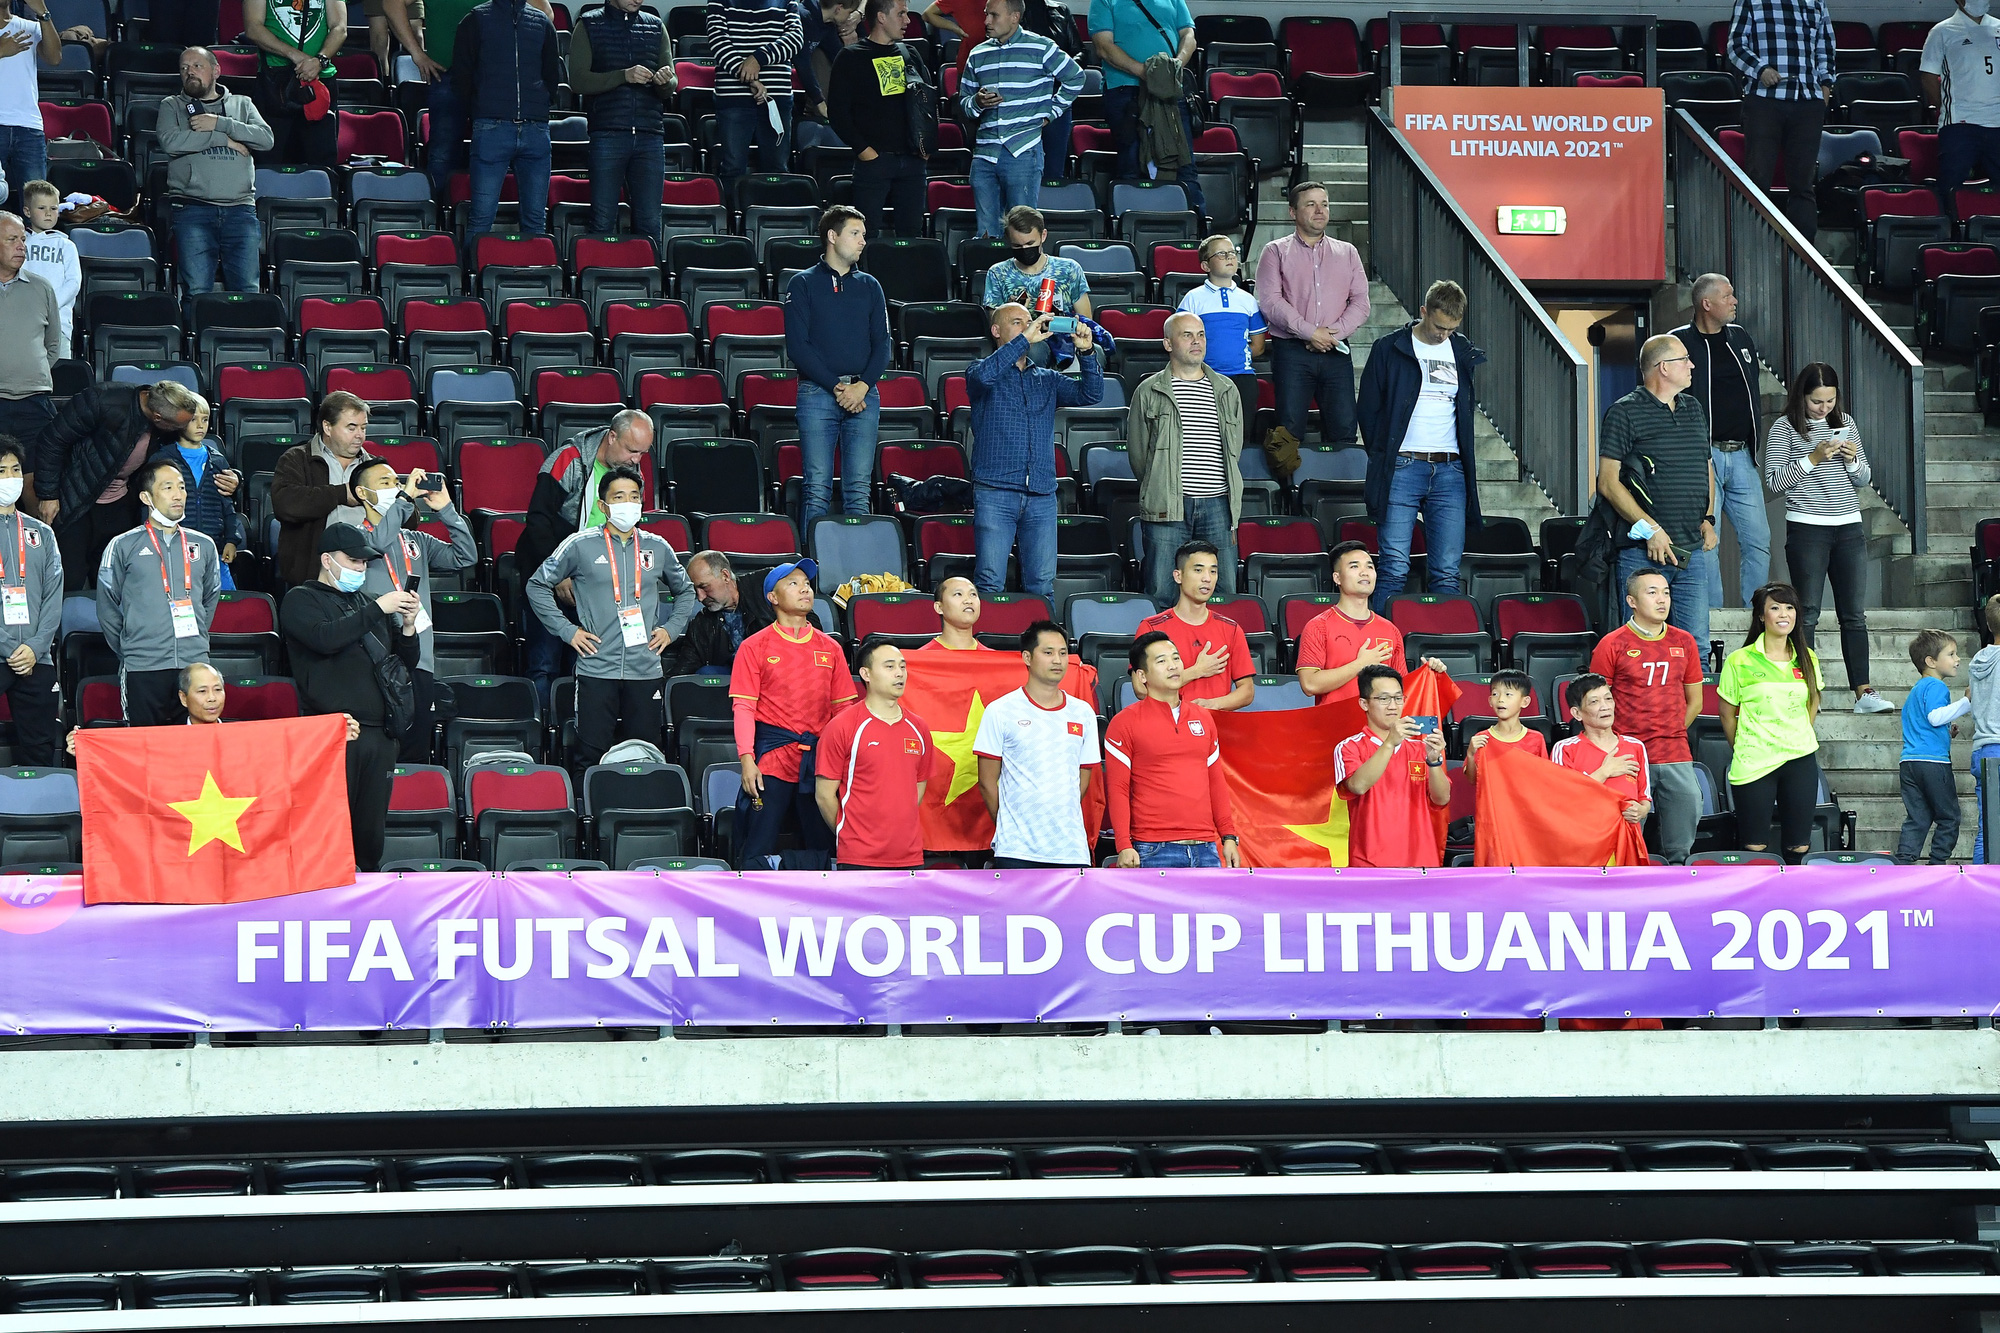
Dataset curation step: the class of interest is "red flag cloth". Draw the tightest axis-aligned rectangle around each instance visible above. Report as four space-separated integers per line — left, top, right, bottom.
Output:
1400 664 1462 859
1471 739 1651 868
78 714 355 904
901 652 1102 853
1216 697 1365 867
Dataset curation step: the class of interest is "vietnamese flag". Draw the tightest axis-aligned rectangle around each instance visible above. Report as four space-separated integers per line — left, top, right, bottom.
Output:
1401 663 1462 860
1217 697 1365 867
78 715 355 904
903 652 1104 853
1472 740 1650 868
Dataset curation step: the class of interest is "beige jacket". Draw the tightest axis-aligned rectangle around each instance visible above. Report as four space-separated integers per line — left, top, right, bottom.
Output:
1126 363 1244 526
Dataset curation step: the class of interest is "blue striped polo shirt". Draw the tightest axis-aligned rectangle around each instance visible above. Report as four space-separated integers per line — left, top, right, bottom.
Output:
1178 280 1267 377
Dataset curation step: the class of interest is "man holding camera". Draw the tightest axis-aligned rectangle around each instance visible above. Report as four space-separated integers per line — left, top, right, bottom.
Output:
1333 662 1450 869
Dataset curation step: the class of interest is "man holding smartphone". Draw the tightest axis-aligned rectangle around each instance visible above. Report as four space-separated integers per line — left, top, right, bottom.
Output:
1333 663 1450 869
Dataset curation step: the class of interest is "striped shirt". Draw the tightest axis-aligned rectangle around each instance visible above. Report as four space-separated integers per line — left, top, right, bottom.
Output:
1170 377 1227 497
1599 386 1712 549
1763 411 1872 525
706 0 805 102
1725 0 1834 100
959 26 1084 161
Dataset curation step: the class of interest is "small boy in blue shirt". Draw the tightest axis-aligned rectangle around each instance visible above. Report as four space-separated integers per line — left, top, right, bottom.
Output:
1899 629 1969 865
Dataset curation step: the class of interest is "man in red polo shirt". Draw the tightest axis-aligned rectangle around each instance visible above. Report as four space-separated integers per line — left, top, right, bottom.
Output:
1588 568 1702 861
1136 538 1256 710
1333 662 1450 867
729 558 857 868
815 637 937 870
1551 672 1652 824
913 576 998 652
1298 539 1446 705
1104 630 1241 868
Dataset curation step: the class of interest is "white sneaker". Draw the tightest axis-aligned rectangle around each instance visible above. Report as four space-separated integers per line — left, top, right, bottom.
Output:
1854 690 1897 714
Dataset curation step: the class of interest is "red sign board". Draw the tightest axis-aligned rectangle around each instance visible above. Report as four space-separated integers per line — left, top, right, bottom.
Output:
1395 86 1666 284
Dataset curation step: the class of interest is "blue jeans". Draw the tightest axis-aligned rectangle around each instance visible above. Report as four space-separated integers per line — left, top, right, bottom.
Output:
469 119 552 236
1371 455 1467 613
589 130 665 245
1134 840 1222 868
796 378 879 535
1705 445 1770 608
174 203 260 305
1973 743 2000 863
1617 543 1712 641
971 143 1044 238
0 125 46 213
714 96 792 184
1040 109 1072 175
973 484 1057 603
424 75 466 196
1100 85 1205 214
1142 493 1236 610
1271 338 1357 445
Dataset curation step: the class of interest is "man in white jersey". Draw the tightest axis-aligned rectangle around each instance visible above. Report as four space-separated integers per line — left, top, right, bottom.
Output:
1921 0 2000 204
974 618 1099 868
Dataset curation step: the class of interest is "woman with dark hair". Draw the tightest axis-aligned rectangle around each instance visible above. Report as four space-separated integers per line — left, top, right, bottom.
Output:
1718 583 1824 862
1763 360 1890 713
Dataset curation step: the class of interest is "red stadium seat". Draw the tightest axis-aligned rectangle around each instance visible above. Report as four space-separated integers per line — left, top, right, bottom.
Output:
1455 24 1517 51
638 368 726 408
879 440 966 481
640 512 692 552
458 439 548 512
40 100 113 152
1191 125 1242 154
299 295 389 334
1236 515 1324 558
1876 21 1933 60
326 364 419 402
483 513 526 560
474 234 559 272
927 180 976 211
368 437 445 476
1448 677 1544 725
606 300 692 338
374 230 459 269
1151 244 1203 278
1094 305 1171 344
661 173 724 206
574 235 659 272
916 514 974 564
1282 594 1338 646
220 677 302 721
848 592 942 642
211 593 277 636
503 298 592 337
216 362 310 406
1071 123 1115 156
740 372 799 412
400 295 489 334
79 678 122 725
1206 69 1285 101
1576 72 1642 88
974 594 1053 637
705 300 786 339
337 109 406 164
1920 243 2000 280
876 373 928 410
532 367 624 408
940 375 969 415
1899 129 1939 184
468 764 578 867
1207 592 1271 635
702 512 800 556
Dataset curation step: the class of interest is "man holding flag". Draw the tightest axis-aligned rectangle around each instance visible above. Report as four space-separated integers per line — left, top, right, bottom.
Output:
1551 673 1653 825
1333 662 1450 868
975 621 1099 868
1104 631 1240 868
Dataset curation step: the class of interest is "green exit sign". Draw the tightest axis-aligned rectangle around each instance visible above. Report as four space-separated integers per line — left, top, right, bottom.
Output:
1497 206 1566 235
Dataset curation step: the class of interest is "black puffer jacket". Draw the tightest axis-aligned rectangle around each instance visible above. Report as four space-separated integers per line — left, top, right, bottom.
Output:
33 385 166 527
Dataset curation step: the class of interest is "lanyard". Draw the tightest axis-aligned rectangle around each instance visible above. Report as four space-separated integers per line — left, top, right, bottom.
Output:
602 528 638 608
145 525 191 600
368 518 416 585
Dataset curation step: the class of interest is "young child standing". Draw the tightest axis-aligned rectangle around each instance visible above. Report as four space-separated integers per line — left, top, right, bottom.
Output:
145 394 244 591
1902 629 1969 865
19 181 78 355
1463 668 1546 781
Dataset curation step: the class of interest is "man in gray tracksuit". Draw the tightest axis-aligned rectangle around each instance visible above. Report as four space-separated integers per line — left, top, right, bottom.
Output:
353 458 478 763
526 463 695 774
0 436 64 765
99 456 222 726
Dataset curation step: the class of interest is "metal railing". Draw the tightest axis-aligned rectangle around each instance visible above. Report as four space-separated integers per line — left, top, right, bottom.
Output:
1668 108 1927 550
1364 109 1594 516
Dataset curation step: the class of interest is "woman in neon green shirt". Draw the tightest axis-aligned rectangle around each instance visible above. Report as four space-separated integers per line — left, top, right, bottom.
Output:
1717 583 1823 863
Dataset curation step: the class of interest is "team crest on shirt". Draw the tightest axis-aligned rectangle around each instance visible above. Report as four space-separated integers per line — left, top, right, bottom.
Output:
1187 720 1205 736
1067 721 1085 736
903 737 922 754
814 651 834 668
766 655 781 663
1668 646 1684 657
640 549 656 571
21 530 37 547
1626 648 1641 657
1409 761 1428 781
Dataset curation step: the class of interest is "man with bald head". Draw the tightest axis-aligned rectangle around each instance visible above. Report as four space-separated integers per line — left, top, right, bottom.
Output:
966 300 1102 604
1597 332 1719 637
1129 310 1245 609
915 576 998 651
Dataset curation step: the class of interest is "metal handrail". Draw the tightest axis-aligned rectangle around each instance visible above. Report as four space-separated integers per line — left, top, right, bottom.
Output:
1386 11 1658 89
1364 108 1593 517
1667 107 1927 550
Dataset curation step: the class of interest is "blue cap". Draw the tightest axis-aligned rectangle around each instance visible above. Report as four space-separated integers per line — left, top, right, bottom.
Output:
763 558 818 597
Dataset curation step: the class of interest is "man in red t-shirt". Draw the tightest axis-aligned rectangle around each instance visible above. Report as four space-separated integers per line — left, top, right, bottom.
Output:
920 0 988 73
1551 673 1653 824
1588 569 1702 862
1137 538 1256 709
1298 540 1446 705
1104 630 1241 867
913 576 998 652
1333 663 1451 867
815 638 937 869
729 559 858 868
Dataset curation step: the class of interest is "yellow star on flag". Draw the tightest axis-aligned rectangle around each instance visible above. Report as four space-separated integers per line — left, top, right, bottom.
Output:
169 772 257 856
930 689 988 805
1284 791 1348 868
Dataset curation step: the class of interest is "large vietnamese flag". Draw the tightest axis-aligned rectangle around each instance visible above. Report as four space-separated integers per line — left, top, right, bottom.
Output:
1473 740 1650 868
903 652 1104 852
1216 697 1364 867
78 714 355 904
1402 664 1463 860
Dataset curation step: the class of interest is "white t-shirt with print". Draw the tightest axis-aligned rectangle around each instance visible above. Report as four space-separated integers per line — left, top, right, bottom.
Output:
1402 334 1460 454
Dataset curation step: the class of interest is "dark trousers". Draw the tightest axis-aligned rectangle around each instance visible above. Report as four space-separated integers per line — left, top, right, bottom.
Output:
57 493 140 594
1937 122 2000 205
347 722 399 872
1732 752 1819 861
1229 373 1260 445
1 661 61 766
398 667 435 765
121 668 183 726
852 150 927 237
735 773 833 868
1785 519 1870 691
1100 84 1206 214
0 395 57 472
1740 93 1826 239
253 67 341 172
1270 337 1357 445
574 674 665 771
1897 760 1960 865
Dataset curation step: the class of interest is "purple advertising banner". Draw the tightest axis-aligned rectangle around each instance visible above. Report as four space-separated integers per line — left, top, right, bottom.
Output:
1 868 1996 1033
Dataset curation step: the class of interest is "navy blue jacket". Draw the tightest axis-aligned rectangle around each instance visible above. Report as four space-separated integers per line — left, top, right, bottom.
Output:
783 260 891 392
1355 323 1487 530
451 0 562 123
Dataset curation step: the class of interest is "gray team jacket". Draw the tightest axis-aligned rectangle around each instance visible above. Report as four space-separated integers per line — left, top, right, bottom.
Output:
360 498 479 676
0 511 63 665
98 522 221 672
527 525 696 680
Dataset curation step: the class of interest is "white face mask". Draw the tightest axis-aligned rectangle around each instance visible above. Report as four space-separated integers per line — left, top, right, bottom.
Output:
147 507 180 528
367 487 400 512
1971 0 1992 19
607 502 642 532
0 478 23 507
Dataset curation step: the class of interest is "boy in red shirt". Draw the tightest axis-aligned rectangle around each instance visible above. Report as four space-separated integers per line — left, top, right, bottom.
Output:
1551 672 1652 825
1298 540 1447 705
914 576 997 652
1137 539 1256 710
729 559 857 868
1333 663 1451 867
1463 668 1546 781
815 637 937 870
1588 569 1702 860
1104 631 1241 868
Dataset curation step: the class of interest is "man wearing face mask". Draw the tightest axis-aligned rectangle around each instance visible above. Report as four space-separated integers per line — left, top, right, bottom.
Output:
352 458 478 763
97 456 222 727
981 205 1092 366
1921 0 2000 206
281 523 423 873
0 436 61 765
527 464 696 774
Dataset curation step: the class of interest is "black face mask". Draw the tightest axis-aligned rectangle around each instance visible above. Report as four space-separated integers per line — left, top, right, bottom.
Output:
1010 243 1042 265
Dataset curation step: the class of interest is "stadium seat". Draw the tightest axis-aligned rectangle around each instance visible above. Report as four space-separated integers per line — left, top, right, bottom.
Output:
349 165 438 244
1236 516 1330 620
400 297 493 386
573 235 666 320
665 438 763 517
208 591 282 677
431 593 512 676
1493 593 1596 710
700 513 800 575
582 762 698 868
218 677 301 721
1388 594 1494 676
847 592 942 652
1457 516 1542 615
808 515 909 595
1914 243 2000 353
605 300 699 383
1277 16 1374 110
298 295 393 376
914 514 976 590
384 765 459 863
456 438 547 515
0 768 82 865
468 763 578 868
1860 185 1950 293
431 367 527 442
501 298 596 386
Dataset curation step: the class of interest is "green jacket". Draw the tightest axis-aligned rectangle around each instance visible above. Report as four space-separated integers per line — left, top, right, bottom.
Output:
1127 363 1243 527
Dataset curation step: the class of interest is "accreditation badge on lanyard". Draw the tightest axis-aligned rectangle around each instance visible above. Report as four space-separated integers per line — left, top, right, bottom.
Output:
605 530 648 648
1 520 28 626
148 528 200 638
